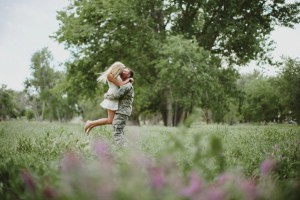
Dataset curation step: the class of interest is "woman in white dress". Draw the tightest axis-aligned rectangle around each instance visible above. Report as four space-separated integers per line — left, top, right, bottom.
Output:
84 61 133 135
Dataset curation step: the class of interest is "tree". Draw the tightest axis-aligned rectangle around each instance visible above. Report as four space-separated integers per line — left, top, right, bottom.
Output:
209 67 241 123
155 35 212 126
25 48 77 121
53 0 300 125
49 73 79 122
0 85 18 120
277 57 300 123
239 71 281 123
171 0 300 65
25 48 55 120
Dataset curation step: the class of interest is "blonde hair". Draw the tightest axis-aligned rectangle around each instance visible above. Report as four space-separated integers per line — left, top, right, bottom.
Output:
97 61 126 83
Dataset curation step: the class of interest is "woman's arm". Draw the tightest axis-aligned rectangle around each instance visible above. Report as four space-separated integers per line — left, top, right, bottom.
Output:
105 84 133 100
107 74 132 86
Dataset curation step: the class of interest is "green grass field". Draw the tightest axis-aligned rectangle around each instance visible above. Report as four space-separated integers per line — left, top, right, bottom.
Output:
0 121 299 199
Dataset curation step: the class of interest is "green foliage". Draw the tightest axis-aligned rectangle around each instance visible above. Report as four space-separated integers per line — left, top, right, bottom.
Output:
239 71 281 122
154 35 225 125
209 66 241 123
0 85 18 120
277 58 300 123
53 0 300 125
195 0 300 65
156 35 210 108
24 48 77 121
79 98 106 121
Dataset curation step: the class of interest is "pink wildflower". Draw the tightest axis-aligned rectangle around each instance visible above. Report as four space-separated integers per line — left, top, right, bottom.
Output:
43 186 57 199
93 139 109 157
260 159 276 176
93 139 114 171
180 172 202 197
21 170 36 192
239 180 257 200
149 166 165 189
216 173 234 185
204 186 226 200
61 151 82 171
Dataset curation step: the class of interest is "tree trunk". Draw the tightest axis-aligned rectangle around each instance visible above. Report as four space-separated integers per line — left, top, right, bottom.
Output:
160 87 173 126
129 116 140 125
33 98 40 121
178 110 186 125
204 108 212 124
56 107 61 122
161 109 167 126
173 106 186 126
129 110 140 125
166 87 173 126
41 101 45 121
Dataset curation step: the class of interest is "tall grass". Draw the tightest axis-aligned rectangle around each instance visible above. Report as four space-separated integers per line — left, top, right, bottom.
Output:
0 121 299 199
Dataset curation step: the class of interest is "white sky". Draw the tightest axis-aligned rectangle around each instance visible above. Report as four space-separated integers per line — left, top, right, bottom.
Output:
0 0 70 91
0 0 300 91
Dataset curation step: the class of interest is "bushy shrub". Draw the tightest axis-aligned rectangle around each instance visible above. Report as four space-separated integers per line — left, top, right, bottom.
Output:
25 110 35 121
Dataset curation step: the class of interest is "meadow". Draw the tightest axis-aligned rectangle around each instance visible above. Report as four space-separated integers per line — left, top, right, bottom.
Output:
0 120 299 200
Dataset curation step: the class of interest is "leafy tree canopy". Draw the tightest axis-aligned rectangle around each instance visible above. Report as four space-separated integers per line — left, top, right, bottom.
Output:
52 0 300 125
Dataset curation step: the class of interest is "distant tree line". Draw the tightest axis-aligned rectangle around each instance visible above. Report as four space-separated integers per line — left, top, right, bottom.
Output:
1 52 299 124
0 48 77 122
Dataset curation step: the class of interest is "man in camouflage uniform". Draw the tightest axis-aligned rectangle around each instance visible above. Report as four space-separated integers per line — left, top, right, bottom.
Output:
104 68 134 144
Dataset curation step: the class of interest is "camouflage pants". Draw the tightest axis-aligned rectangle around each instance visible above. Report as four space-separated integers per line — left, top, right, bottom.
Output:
112 113 128 145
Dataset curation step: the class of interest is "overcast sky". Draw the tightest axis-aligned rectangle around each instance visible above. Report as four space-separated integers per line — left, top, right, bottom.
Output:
1 0 300 91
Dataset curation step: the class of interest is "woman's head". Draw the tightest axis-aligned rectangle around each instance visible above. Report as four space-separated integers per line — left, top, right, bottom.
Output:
109 62 126 78
97 61 126 83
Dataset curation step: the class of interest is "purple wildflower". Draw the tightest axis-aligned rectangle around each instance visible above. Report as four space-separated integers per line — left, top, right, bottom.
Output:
21 170 36 192
93 139 109 158
96 184 115 200
180 172 202 197
93 139 114 171
61 151 82 172
149 166 165 189
43 186 57 199
133 153 152 169
204 186 226 200
216 173 234 185
239 180 257 200
260 159 276 176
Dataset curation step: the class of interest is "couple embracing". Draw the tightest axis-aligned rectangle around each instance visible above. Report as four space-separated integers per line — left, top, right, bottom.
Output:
84 62 134 145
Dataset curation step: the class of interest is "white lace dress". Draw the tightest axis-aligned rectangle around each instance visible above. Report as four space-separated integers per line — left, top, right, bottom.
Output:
100 76 120 111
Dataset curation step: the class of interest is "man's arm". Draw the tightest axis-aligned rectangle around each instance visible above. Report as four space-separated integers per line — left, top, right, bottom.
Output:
105 84 131 100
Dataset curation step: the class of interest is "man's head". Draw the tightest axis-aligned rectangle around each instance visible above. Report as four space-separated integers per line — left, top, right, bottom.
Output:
121 68 134 80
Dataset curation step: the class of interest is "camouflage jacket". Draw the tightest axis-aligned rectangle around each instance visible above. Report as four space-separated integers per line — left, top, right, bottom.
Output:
105 82 134 116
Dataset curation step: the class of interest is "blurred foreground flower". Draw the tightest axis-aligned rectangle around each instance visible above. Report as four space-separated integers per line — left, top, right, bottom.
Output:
61 151 83 172
93 139 109 157
148 166 165 189
260 159 276 177
203 186 226 200
239 179 257 200
93 139 114 172
21 170 36 193
180 172 202 197
43 185 57 199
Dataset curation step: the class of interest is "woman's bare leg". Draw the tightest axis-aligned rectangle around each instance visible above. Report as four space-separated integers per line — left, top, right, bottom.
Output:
85 109 115 135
